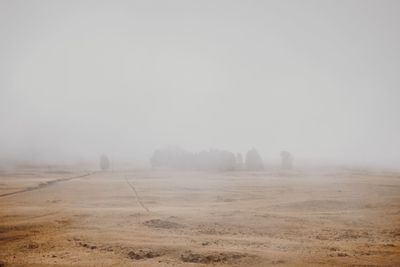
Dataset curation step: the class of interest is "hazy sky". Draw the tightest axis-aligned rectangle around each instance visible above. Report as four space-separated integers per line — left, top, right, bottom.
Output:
1 0 399 166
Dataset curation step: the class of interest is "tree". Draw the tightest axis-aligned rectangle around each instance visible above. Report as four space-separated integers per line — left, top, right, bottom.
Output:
245 148 264 170
280 151 293 170
236 153 244 169
100 155 110 171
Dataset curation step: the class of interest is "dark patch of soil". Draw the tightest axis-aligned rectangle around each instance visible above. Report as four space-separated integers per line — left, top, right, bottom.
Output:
271 259 286 264
26 242 39 249
128 249 161 260
79 242 97 249
180 250 248 264
143 219 184 229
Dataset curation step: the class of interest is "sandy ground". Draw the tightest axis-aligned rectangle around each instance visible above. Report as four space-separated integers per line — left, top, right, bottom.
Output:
0 166 399 266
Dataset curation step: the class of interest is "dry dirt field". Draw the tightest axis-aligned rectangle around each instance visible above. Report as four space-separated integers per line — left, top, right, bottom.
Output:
0 166 399 266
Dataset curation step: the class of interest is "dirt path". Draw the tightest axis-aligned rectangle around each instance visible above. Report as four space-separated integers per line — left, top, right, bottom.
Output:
0 171 96 198
125 177 150 212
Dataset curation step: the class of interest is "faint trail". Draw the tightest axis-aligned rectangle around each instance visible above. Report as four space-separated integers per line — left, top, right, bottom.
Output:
0 171 96 199
125 177 150 212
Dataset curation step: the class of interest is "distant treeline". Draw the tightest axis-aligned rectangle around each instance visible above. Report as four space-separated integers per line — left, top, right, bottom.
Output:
98 148 293 171
150 147 265 171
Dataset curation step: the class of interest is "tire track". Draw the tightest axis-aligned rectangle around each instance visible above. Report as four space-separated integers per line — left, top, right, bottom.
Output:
125 177 150 212
0 171 96 198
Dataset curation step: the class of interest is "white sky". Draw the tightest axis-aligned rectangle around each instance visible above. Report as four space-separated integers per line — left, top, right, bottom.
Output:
1 0 399 166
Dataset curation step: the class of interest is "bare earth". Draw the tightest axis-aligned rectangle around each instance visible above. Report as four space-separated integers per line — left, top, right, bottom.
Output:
0 167 399 266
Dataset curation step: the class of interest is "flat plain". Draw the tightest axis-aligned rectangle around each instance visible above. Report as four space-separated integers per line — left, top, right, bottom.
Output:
0 166 399 266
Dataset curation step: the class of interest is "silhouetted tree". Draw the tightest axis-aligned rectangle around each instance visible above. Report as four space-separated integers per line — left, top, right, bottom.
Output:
150 149 164 167
245 148 264 170
236 153 243 169
100 155 110 171
280 151 293 170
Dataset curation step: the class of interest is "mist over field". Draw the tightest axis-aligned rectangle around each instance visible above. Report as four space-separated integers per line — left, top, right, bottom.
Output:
1 2 400 266
0 0 400 168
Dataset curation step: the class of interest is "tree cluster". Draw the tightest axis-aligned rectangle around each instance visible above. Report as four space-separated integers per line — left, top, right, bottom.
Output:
150 147 267 171
150 147 236 171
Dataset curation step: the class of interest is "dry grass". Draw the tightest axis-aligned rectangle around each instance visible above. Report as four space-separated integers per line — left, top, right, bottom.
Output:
0 167 399 266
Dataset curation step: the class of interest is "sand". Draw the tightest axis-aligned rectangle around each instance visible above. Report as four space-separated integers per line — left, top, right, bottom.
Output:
0 166 399 266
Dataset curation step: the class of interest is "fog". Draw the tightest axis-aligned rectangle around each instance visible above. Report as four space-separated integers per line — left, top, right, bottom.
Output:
1 0 399 168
